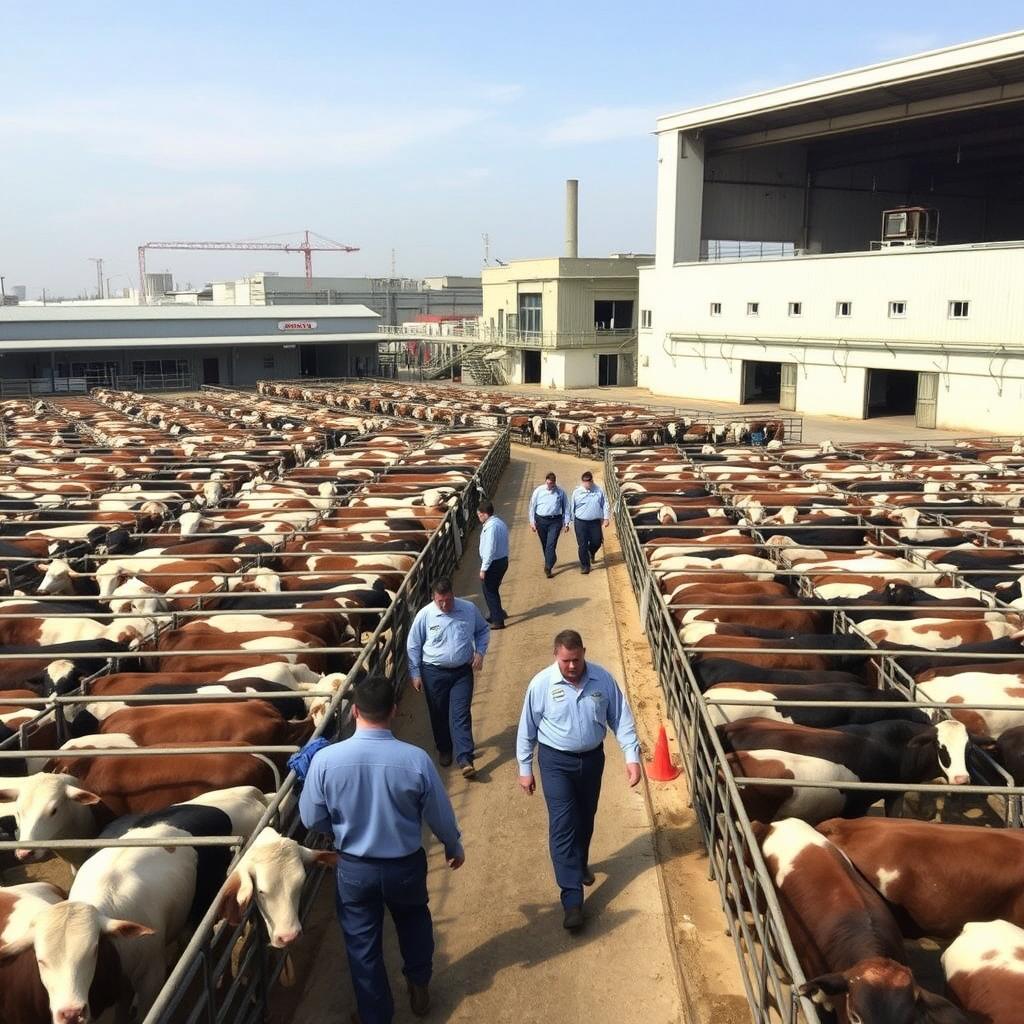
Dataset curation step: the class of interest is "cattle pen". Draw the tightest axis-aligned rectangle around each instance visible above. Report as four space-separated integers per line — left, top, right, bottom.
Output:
606 437 1024 1023
0 391 509 1024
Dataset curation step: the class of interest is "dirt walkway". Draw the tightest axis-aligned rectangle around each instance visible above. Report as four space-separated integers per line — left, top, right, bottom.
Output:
277 447 692 1024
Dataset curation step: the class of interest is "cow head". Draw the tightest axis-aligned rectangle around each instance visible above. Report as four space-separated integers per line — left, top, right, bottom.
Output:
800 958 968 1024
0 774 103 863
36 559 79 595
217 827 338 948
94 562 129 601
903 720 971 786
0 901 153 1024
108 578 169 617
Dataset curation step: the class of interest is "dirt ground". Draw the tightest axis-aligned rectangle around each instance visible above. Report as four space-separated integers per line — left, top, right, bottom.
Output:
271 446 741 1024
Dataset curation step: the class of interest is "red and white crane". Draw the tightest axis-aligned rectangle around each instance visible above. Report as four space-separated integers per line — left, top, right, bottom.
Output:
136 229 359 304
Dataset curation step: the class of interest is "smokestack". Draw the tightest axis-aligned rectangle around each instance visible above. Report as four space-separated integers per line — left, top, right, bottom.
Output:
565 179 579 258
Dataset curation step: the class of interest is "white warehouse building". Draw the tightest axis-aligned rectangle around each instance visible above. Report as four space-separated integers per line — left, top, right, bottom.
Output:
639 31 1024 432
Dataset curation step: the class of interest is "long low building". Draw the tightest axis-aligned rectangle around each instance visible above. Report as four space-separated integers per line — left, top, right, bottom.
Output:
0 304 382 390
639 30 1024 432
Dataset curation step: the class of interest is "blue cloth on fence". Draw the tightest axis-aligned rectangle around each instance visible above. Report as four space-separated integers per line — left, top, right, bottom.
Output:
288 737 331 782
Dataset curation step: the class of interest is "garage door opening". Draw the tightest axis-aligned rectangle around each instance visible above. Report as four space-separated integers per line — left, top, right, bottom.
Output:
522 350 541 384
865 369 918 417
741 361 781 403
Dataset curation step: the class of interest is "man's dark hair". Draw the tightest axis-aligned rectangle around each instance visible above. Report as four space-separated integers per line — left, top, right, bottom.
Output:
553 628 584 652
353 674 396 723
480 501 495 516
431 577 454 596
581 471 593 481
545 472 556 482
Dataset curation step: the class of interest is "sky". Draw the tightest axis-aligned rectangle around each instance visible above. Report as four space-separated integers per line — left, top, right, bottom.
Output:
2 2 1023 298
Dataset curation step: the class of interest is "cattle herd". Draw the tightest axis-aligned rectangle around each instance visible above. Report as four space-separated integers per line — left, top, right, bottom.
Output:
609 436 1024 1024
0 389 505 1024
256 377 798 450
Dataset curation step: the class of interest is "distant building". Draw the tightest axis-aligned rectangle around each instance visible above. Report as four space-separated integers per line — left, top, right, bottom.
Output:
209 273 481 325
0 304 381 391
641 30 1024 432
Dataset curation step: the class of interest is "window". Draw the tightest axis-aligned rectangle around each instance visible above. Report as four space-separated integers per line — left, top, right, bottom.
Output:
788 302 802 317
836 301 852 318
640 309 652 329
594 299 634 330
888 300 907 318
949 300 970 319
518 293 542 335
710 302 722 316
747 302 759 316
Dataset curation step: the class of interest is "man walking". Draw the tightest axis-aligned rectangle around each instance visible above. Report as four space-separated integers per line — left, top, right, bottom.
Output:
407 577 489 778
298 674 465 1024
528 471 570 578
516 629 642 930
477 501 509 629
570 470 609 575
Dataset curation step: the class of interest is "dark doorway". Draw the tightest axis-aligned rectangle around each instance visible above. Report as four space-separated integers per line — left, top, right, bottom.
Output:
741 361 781 403
300 345 318 376
865 369 918 417
598 354 619 386
522 350 541 384
202 357 220 385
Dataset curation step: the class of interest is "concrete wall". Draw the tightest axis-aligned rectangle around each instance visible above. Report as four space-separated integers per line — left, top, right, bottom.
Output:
639 243 1024 431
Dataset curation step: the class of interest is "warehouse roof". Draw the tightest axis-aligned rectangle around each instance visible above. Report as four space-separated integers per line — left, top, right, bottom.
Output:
0 303 379 323
657 30 1024 147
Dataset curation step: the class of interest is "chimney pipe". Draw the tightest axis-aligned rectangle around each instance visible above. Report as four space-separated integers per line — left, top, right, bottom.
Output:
565 179 579 258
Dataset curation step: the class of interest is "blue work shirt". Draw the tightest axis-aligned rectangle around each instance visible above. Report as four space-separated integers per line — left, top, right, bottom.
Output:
516 660 642 774
406 597 490 678
479 515 510 570
571 484 608 522
528 484 570 527
298 728 463 859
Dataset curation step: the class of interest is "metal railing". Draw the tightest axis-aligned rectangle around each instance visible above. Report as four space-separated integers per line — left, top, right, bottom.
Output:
378 322 638 350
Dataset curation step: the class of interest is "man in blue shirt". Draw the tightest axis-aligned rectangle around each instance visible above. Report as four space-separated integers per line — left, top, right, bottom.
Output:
299 674 465 1024
528 471 570 578
516 628 642 931
406 577 490 778
570 470 610 575
477 501 510 629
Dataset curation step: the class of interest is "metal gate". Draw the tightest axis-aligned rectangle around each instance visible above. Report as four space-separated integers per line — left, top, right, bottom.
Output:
780 362 797 411
915 371 938 428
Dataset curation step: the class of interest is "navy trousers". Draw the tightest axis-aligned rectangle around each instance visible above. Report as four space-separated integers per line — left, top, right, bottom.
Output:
421 662 475 766
574 519 603 570
535 515 563 571
335 849 433 1024
538 742 605 909
481 556 508 624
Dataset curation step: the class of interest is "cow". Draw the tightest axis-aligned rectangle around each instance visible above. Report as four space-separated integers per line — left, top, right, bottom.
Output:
756 819 965 1024
942 919 1024 1024
722 717 973 823
818 816 1024 939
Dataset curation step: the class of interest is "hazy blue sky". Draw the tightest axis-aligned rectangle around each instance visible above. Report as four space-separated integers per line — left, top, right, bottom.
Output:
2 3 1022 297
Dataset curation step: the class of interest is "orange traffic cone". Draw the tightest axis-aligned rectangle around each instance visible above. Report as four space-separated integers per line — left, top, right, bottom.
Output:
647 724 680 782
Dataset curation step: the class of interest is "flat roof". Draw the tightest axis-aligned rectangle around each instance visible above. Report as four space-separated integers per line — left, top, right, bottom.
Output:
0 334 383 352
657 30 1024 146
0 303 379 323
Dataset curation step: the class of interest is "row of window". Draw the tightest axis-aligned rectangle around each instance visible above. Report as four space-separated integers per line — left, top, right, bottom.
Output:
729 300 970 319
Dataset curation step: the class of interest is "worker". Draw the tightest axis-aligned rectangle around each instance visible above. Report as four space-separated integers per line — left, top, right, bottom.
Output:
477 501 510 628
298 673 465 1024
570 470 610 574
528 471 570 578
515 628 642 930
407 577 490 778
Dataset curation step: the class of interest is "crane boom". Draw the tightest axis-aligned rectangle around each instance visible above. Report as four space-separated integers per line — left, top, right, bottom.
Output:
137 229 359 304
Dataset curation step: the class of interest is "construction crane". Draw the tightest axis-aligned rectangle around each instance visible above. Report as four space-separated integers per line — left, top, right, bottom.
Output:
136 229 359 304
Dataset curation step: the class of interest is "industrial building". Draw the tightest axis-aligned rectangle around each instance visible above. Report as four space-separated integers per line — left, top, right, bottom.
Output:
209 273 482 325
639 31 1024 432
0 304 381 392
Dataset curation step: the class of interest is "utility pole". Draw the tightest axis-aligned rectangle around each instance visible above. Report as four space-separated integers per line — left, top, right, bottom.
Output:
0 276 6 305
482 232 490 265
88 257 104 300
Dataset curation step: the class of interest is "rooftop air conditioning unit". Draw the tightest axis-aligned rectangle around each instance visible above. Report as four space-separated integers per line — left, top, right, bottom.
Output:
879 207 939 248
